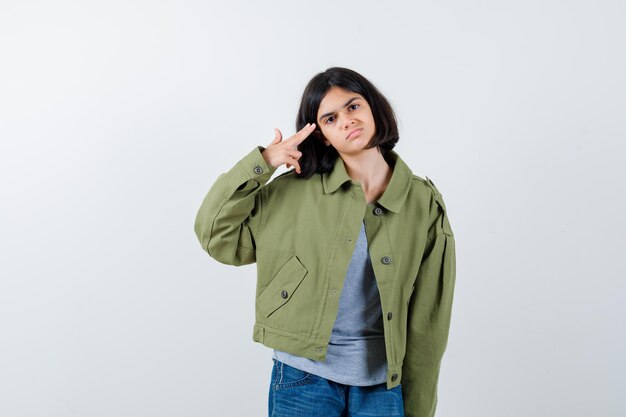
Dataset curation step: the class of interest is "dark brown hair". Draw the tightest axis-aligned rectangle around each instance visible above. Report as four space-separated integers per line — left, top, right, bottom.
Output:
294 67 399 179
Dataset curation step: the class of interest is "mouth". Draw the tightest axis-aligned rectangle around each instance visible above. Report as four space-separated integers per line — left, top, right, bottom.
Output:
346 128 363 140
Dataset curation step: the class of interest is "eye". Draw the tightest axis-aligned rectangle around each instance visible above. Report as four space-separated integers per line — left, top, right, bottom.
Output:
324 116 335 124
349 104 360 110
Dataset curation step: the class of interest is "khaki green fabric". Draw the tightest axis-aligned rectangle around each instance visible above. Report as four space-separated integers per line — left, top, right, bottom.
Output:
194 146 456 417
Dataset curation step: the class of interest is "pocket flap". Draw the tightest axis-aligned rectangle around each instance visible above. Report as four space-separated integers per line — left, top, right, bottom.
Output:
258 255 308 318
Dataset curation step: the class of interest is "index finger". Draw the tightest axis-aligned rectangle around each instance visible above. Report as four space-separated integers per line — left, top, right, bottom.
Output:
290 123 317 144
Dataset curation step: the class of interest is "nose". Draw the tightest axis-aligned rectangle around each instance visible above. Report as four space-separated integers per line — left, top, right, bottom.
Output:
341 113 355 129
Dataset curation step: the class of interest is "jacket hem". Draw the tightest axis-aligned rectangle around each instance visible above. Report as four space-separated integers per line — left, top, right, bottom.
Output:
252 323 329 361
252 323 402 389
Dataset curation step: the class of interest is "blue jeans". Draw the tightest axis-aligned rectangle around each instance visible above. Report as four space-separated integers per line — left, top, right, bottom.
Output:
268 358 405 417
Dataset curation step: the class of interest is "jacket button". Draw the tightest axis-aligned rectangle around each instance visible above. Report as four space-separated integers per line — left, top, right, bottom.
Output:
381 256 391 265
373 206 383 216
253 165 263 174
387 312 393 320
391 373 398 382
281 290 288 299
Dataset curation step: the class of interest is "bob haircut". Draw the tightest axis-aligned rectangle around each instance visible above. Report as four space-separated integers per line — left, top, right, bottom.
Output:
294 67 399 179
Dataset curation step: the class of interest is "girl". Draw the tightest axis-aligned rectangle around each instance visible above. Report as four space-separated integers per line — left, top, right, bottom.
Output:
194 67 456 417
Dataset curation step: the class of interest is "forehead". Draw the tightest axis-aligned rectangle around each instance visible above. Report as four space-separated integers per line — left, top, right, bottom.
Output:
317 87 365 115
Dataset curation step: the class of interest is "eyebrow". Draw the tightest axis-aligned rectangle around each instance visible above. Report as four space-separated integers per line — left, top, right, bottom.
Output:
318 97 361 122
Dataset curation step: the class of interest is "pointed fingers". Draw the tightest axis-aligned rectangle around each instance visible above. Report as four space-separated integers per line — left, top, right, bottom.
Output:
292 123 317 144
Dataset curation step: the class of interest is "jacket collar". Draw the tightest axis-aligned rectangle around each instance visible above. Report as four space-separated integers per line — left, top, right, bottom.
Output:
322 150 413 213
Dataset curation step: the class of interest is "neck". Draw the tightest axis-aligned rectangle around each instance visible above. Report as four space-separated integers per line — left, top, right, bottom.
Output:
340 148 393 203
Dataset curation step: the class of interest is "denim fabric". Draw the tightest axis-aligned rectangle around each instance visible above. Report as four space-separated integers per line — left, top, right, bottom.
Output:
268 358 404 417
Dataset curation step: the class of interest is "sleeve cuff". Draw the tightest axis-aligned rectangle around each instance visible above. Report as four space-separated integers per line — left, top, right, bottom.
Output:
237 146 278 183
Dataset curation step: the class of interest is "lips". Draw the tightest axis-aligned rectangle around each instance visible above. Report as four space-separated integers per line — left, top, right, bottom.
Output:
346 128 362 140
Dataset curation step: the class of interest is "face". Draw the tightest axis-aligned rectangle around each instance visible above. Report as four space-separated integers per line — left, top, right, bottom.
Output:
316 86 376 156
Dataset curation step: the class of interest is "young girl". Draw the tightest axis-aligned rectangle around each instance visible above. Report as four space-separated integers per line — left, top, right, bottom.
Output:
194 67 456 417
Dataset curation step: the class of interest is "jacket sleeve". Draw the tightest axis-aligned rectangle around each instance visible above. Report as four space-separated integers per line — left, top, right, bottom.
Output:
194 146 277 266
402 185 456 417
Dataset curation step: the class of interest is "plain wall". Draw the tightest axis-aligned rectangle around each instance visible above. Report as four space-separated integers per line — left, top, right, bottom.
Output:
1 1 624 416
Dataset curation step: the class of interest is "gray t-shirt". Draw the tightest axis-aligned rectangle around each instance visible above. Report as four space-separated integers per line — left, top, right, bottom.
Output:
273 221 387 386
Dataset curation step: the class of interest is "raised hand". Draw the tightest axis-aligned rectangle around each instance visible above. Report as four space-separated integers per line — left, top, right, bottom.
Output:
261 123 316 174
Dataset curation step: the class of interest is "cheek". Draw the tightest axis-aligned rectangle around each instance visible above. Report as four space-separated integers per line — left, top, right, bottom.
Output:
368 115 376 130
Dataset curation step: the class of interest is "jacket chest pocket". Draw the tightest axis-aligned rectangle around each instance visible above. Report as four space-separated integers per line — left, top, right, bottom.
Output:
258 255 308 318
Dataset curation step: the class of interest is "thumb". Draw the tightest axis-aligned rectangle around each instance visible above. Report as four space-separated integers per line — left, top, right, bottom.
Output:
272 128 282 144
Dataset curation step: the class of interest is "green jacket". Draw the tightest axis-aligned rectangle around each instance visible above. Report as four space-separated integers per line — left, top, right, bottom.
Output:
194 145 456 417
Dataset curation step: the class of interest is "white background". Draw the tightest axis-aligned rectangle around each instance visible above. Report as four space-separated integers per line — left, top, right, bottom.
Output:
1 1 624 416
